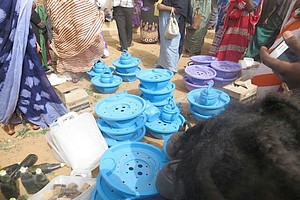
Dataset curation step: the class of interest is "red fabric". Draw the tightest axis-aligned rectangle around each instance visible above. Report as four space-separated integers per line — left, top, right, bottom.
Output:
215 0 263 62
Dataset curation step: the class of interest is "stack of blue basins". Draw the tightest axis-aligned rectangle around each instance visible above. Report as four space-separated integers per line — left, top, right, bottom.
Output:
91 142 168 200
184 65 217 91
145 98 185 139
112 50 141 82
210 61 242 88
137 68 175 110
91 67 122 94
86 58 114 79
187 84 230 120
95 92 147 147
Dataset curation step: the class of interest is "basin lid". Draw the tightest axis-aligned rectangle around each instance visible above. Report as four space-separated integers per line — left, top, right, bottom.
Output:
210 61 242 73
112 50 141 68
145 114 185 134
95 92 146 121
187 88 230 110
198 84 218 105
190 55 218 64
185 65 217 80
93 58 108 70
162 98 180 114
136 68 174 83
100 142 168 197
91 75 122 87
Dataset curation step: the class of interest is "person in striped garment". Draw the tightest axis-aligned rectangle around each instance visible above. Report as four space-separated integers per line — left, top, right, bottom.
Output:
47 0 105 83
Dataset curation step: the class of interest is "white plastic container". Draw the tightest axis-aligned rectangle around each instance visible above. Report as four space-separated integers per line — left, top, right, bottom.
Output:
47 112 108 172
29 175 96 200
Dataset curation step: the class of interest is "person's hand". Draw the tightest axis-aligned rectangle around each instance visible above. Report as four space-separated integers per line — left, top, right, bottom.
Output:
36 42 41 53
260 31 300 89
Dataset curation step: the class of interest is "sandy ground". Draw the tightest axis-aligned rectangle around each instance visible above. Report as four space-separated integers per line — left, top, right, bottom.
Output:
0 21 214 199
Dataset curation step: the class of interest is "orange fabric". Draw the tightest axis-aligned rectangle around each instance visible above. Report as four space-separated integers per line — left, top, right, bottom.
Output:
251 74 282 86
277 16 300 39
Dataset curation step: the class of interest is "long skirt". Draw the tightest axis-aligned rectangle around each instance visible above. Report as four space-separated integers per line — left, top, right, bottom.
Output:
185 0 211 54
157 11 181 72
140 0 159 43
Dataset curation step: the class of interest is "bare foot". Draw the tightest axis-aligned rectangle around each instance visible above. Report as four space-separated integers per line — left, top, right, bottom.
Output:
3 124 15 135
30 123 40 130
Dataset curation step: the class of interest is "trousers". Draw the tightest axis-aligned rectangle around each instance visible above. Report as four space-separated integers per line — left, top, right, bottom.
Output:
113 6 133 50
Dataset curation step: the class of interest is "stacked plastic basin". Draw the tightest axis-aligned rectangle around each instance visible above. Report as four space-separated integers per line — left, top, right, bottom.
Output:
112 50 141 82
86 58 114 79
210 60 242 88
145 98 185 139
91 142 168 200
95 92 147 147
184 55 218 91
184 65 217 91
188 55 218 66
187 83 230 120
91 67 122 94
136 68 175 109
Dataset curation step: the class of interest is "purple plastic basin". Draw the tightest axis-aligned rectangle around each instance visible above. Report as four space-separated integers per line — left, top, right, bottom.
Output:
210 61 242 79
213 75 238 88
185 65 217 85
183 76 214 91
189 55 218 66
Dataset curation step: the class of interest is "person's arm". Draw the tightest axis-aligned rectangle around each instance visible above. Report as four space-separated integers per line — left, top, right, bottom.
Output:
157 3 176 12
260 31 300 89
31 10 45 28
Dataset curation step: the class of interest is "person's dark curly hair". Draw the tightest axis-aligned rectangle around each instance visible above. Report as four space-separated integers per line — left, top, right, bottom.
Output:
158 90 300 200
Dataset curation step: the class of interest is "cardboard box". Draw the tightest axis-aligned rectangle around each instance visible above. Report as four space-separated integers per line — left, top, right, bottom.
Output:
54 82 90 113
223 79 257 103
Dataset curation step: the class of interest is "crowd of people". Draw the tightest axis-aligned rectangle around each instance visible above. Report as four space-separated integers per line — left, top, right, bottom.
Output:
1 0 300 199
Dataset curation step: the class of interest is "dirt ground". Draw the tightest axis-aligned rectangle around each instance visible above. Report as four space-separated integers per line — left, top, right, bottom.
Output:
0 21 215 199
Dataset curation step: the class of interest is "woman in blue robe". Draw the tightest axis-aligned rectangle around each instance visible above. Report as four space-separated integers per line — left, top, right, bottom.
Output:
0 0 68 135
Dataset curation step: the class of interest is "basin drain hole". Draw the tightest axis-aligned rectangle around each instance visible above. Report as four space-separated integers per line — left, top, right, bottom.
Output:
129 167 134 171
138 164 143 168
138 172 143 175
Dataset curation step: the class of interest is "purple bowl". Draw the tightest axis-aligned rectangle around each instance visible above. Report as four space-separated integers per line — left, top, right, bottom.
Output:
213 76 238 88
188 55 218 66
210 61 242 79
183 76 214 91
185 65 217 85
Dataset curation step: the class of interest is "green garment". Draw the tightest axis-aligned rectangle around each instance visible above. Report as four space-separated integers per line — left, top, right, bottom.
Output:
246 0 292 60
37 5 48 70
185 0 211 54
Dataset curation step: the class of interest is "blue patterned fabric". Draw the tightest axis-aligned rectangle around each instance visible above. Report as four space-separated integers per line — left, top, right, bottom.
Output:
0 0 67 127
